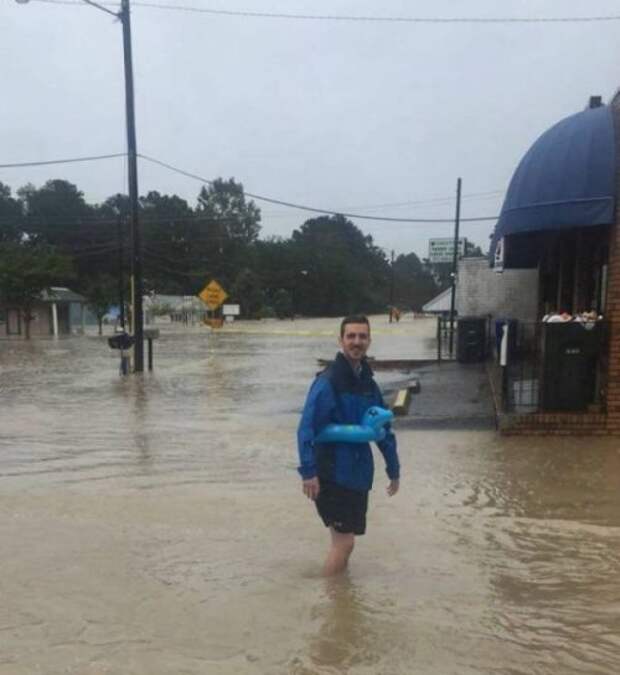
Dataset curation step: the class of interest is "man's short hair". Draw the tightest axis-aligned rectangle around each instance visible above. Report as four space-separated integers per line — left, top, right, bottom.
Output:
340 315 370 337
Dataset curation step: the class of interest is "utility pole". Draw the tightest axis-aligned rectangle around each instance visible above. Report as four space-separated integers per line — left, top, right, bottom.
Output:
120 0 144 372
389 249 395 323
117 213 125 330
448 177 462 357
15 0 144 371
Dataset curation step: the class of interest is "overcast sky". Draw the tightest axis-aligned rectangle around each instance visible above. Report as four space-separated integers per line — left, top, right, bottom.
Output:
2 0 620 258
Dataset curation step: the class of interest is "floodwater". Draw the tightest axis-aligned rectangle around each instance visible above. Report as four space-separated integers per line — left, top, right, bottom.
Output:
1 317 619 675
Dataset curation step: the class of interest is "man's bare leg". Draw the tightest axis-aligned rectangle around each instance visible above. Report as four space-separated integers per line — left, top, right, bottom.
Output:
323 527 355 576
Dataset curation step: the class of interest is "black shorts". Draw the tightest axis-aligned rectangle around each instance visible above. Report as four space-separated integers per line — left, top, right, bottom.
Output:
315 480 369 535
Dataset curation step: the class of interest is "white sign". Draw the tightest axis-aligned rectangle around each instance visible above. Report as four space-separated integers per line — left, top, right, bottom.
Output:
223 304 240 316
494 237 505 273
428 237 467 264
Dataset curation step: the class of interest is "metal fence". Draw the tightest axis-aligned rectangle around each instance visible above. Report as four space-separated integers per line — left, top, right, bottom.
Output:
496 320 609 414
436 315 462 361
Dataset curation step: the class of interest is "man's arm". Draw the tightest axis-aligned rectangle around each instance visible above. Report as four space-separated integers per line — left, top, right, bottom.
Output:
374 384 401 492
297 376 336 497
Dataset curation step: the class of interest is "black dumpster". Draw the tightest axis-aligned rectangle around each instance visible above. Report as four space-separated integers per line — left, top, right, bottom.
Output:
456 316 487 363
541 322 603 411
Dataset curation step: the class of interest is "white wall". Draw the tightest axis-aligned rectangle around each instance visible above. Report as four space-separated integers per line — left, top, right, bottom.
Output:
457 257 538 321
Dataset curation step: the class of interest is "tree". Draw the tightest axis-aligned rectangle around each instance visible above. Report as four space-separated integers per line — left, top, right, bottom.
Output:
18 179 94 248
272 288 293 319
197 178 261 243
231 267 264 318
464 241 485 257
0 182 24 243
196 178 261 287
82 275 117 335
139 191 202 294
0 241 73 339
290 215 390 316
392 252 440 311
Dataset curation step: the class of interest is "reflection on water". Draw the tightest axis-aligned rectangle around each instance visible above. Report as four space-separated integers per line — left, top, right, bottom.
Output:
2 319 620 675
307 577 379 673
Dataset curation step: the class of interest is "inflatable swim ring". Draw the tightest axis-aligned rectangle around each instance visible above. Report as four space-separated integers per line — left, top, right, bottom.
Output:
315 406 394 443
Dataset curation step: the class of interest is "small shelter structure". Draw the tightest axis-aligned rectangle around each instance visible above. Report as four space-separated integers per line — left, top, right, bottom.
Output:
0 287 86 338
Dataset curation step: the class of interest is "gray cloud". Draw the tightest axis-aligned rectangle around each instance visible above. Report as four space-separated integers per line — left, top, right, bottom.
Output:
2 0 619 257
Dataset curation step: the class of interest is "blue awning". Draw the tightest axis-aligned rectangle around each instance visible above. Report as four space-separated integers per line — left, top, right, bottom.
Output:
490 105 616 267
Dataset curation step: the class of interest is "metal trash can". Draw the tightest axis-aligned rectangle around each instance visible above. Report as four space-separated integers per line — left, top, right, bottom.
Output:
456 316 487 363
541 322 603 411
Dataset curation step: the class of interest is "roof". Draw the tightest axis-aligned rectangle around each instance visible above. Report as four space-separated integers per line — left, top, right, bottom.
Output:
490 104 616 266
422 287 453 313
41 287 86 303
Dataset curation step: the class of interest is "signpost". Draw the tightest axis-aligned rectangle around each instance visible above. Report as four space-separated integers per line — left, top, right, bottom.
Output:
223 304 240 323
428 237 467 264
199 280 229 328
199 280 228 310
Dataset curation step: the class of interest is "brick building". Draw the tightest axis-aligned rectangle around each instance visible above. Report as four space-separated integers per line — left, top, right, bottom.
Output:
490 93 620 434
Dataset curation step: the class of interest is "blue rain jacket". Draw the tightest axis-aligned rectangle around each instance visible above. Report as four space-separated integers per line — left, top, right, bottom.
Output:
297 353 400 492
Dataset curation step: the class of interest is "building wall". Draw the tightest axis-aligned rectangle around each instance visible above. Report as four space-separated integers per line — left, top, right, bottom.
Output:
0 308 21 336
28 302 53 336
456 257 538 321
605 93 620 433
0 302 80 338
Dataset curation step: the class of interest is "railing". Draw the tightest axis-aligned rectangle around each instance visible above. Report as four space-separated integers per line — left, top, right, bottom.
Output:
436 315 456 361
437 315 493 363
497 320 610 414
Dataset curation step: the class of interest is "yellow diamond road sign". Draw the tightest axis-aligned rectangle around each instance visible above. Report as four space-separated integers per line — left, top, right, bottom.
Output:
199 280 228 310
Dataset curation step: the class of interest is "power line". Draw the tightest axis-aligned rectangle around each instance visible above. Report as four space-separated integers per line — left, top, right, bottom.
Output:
26 0 620 24
325 190 505 213
0 153 126 169
0 150 500 223
138 154 499 223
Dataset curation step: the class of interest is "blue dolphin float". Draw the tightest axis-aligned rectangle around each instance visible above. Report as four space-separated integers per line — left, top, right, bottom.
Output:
315 406 394 444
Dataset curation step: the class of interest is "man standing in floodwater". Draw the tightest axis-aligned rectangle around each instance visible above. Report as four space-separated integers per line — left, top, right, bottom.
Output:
297 315 400 576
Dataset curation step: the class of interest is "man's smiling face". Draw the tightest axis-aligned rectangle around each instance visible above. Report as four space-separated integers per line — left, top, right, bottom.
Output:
339 322 371 366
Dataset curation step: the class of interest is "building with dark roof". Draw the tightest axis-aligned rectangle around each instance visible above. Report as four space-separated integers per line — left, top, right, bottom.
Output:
489 93 620 434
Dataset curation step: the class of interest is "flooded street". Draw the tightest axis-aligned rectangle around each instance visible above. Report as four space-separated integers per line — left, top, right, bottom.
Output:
1 317 620 674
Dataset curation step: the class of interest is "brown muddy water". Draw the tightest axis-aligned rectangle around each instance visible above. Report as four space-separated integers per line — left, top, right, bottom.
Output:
1 317 620 675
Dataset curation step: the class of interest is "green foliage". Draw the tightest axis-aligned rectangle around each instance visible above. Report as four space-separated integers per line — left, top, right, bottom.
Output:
18 179 93 248
0 241 73 338
197 178 261 244
1 175 454 321
0 182 24 244
272 288 293 319
231 267 264 319
196 178 262 289
290 215 391 316
82 275 118 335
392 253 440 311
464 241 485 257
139 190 199 294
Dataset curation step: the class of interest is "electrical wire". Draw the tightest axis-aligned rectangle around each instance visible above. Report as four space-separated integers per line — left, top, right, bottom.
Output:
327 190 504 212
138 154 499 223
0 151 501 225
70 244 120 258
142 250 212 279
25 0 620 24
0 153 126 169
